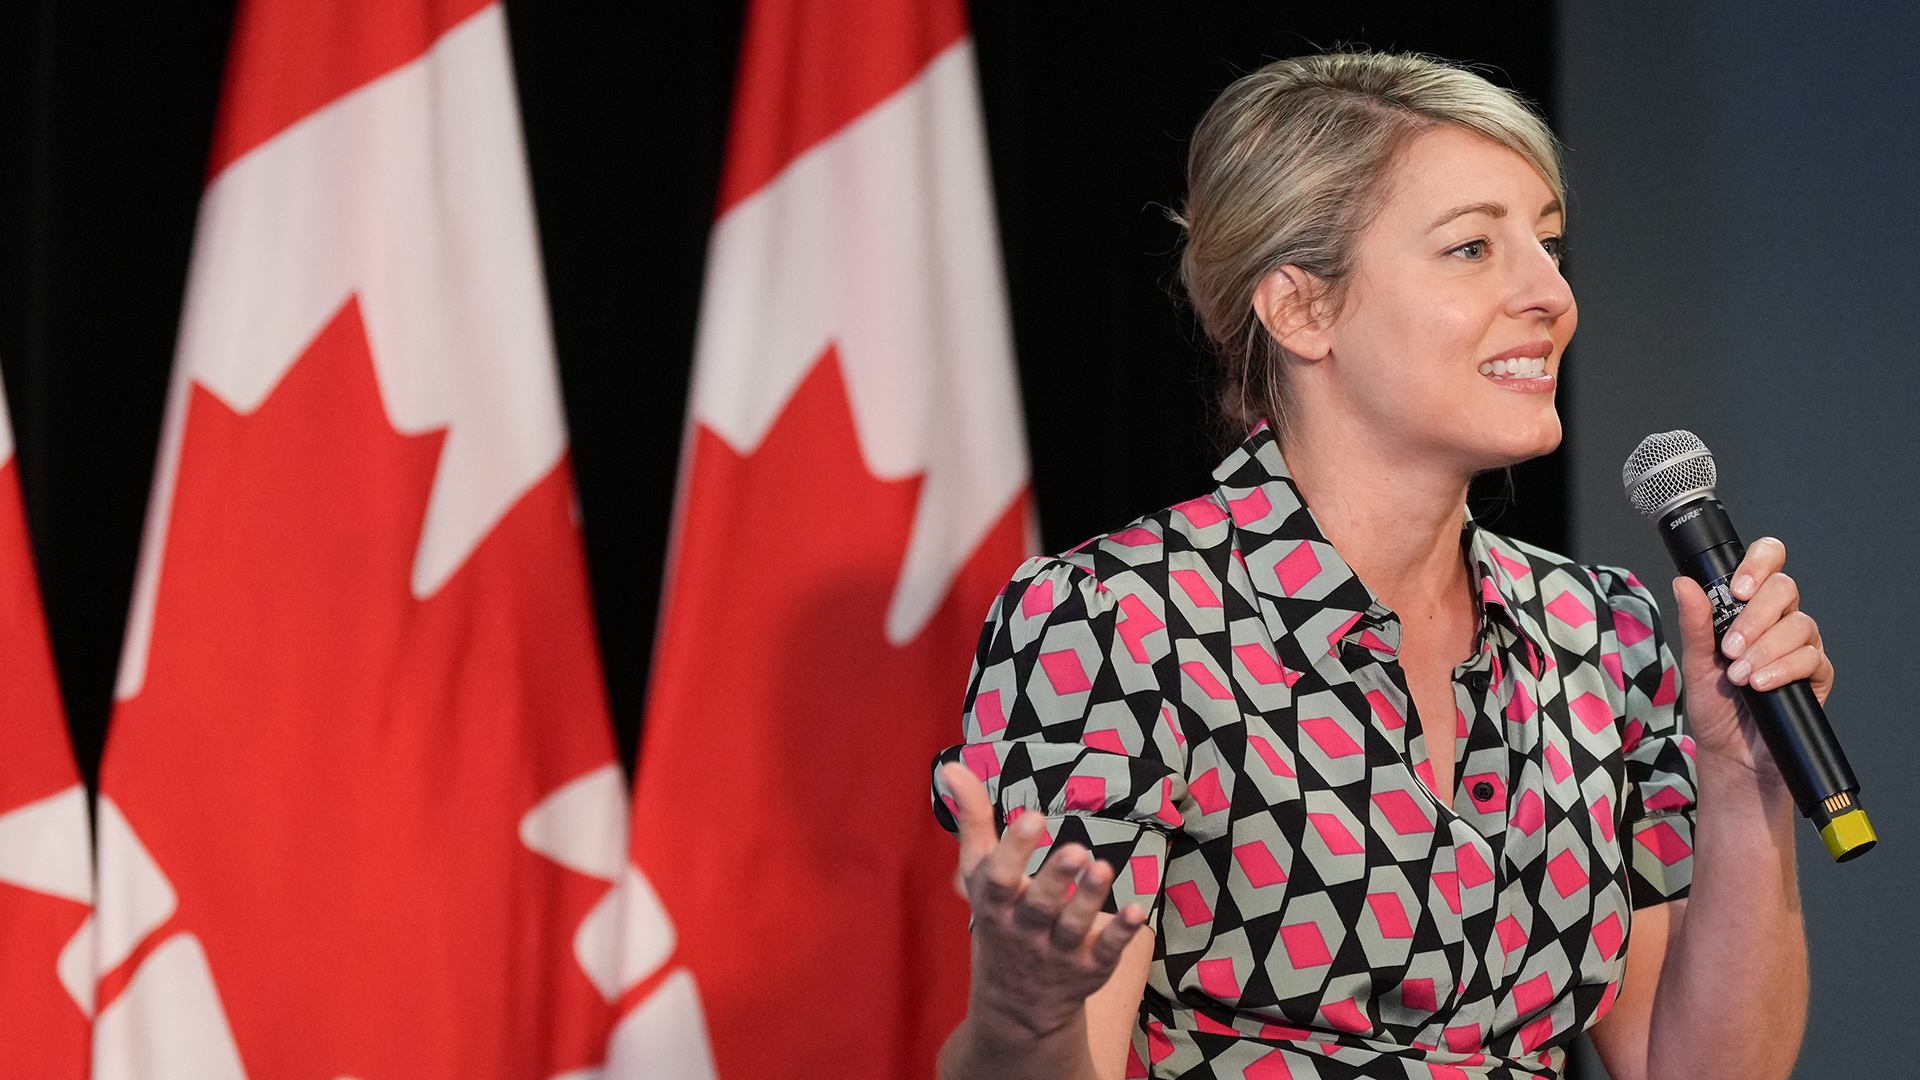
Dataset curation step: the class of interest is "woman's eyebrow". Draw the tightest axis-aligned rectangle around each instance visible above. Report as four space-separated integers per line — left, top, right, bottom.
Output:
1429 201 1505 230
1539 198 1564 220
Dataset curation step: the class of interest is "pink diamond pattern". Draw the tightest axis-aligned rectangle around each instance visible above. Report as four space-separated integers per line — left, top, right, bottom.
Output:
1109 526 1158 547
1372 789 1432 835
1300 715 1364 758
1063 775 1106 812
1279 922 1332 967
1082 727 1125 754
1308 811 1365 855
1590 794 1616 842
1321 997 1370 1033
1228 486 1273 527
1116 594 1164 663
1544 590 1595 627
1653 664 1679 705
1196 956 1241 997
1038 648 1093 694
1495 915 1527 954
1367 892 1414 938
1245 1050 1295 1080
1172 495 1229 528
1275 540 1321 596
1636 820 1693 865
1518 1014 1556 1053
1614 609 1653 647
1167 880 1214 926
1432 871 1461 914
1403 977 1437 1011
1544 742 1572 784
1190 768 1230 815
1155 777 1182 827
1456 842 1494 889
1601 652 1625 690
1247 734 1295 778
1546 849 1589 897
961 742 999 780
1444 1024 1480 1053
1021 578 1056 618
975 689 1008 734
1512 790 1545 835
1234 642 1297 686
1366 689 1405 730
1592 912 1624 960
1181 660 1232 700
1233 840 1288 887
1490 547 1531 580
1170 568 1223 608
1569 692 1612 734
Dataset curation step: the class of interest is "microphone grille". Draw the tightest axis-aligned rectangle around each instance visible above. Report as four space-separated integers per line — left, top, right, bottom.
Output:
1623 429 1717 517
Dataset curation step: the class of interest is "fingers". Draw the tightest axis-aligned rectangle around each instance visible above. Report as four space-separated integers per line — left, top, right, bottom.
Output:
1721 571 1799 662
941 762 999 878
977 809 1047 907
1049 856 1115 951
1088 904 1148 968
1014 844 1089 934
1730 536 1787 601
1727 611 1823 691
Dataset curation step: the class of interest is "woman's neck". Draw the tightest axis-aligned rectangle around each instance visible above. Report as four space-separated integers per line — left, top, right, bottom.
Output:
1278 428 1472 619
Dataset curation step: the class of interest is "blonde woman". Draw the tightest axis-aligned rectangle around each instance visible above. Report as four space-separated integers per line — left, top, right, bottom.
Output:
934 52 1818 1080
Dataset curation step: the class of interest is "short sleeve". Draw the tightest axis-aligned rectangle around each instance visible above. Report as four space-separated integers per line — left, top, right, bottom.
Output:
931 553 1188 930
1595 566 1696 908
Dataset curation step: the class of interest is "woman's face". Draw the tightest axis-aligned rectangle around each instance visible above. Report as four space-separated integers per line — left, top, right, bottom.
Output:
1294 124 1575 473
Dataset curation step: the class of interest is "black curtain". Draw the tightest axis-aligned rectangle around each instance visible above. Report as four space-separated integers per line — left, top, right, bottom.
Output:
0 0 1562 785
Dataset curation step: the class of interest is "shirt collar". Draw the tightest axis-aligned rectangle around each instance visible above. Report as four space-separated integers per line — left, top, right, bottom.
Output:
1214 424 1551 665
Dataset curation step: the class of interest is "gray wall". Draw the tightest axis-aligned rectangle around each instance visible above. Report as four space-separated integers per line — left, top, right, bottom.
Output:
1561 2 1920 1076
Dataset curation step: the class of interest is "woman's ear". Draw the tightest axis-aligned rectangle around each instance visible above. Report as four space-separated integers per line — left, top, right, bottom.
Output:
1251 265 1332 361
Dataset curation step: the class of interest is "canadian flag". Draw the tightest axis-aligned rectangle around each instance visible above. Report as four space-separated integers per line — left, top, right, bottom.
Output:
618 0 1031 1076
91 2 627 1077
0 378 93 1079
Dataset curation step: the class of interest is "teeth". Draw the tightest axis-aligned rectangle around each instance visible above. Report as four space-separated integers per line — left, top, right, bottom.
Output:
1482 356 1550 379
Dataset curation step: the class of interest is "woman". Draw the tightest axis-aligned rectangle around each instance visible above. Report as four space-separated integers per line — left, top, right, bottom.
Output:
931 53 1820 1080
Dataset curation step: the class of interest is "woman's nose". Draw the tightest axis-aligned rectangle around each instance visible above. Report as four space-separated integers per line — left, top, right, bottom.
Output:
1511 244 1574 321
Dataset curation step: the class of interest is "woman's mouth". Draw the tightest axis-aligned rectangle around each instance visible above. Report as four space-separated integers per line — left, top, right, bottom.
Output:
1479 356 1547 379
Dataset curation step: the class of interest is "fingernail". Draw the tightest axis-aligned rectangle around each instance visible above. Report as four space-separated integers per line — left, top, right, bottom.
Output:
1732 574 1755 598
1728 659 1751 684
1751 668 1773 690
1722 629 1745 657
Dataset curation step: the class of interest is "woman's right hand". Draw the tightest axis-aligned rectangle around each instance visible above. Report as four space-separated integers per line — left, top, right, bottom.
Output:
940 761 1148 1043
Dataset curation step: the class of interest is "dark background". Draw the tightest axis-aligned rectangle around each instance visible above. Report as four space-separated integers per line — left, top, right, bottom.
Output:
0 0 1562 788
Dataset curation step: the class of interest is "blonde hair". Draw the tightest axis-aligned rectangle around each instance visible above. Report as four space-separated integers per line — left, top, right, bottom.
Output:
1176 52 1563 438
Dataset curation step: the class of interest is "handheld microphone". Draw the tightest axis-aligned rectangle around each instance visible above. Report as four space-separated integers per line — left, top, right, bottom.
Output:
1622 430 1875 862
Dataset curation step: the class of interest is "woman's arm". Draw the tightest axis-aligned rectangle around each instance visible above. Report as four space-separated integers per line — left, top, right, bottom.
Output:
1590 538 1820 1080
937 763 1153 1080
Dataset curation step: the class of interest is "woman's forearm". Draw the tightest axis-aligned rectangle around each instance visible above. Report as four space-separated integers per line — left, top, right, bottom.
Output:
937 1006 1101 1080
1646 751 1808 1080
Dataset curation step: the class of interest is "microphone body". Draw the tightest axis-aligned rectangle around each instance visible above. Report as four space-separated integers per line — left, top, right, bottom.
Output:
1625 431 1876 862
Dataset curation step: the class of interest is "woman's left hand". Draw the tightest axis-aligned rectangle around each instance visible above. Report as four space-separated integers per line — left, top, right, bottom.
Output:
1671 536 1835 772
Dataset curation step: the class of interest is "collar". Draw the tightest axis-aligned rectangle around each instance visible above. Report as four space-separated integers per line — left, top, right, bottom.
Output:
1211 424 1552 668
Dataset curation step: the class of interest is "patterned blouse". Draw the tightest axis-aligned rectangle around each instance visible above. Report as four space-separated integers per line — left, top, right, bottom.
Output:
932 426 1699 1080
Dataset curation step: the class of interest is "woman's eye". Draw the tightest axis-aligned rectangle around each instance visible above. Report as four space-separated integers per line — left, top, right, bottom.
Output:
1541 236 1565 264
1451 240 1488 260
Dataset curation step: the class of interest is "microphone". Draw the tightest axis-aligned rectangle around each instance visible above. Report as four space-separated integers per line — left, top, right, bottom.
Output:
1622 430 1875 862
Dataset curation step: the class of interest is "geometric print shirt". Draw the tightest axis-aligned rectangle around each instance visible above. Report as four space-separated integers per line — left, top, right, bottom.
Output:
932 425 1698 1080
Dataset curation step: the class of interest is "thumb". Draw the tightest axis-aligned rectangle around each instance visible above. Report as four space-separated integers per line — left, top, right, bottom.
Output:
940 761 999 881
1670 576 1720 676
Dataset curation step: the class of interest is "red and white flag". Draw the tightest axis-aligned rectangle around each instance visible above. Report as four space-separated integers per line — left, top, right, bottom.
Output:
0 382 93 1080
92 2 626 1077
618 0 1031 1076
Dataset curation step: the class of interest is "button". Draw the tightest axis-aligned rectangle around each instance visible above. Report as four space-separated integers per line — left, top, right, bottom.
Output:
1472 781 1496 803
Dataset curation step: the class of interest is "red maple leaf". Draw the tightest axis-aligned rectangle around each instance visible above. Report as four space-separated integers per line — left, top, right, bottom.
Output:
0 454 89 1080
632 347 1028 1079
99 298 618 1079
